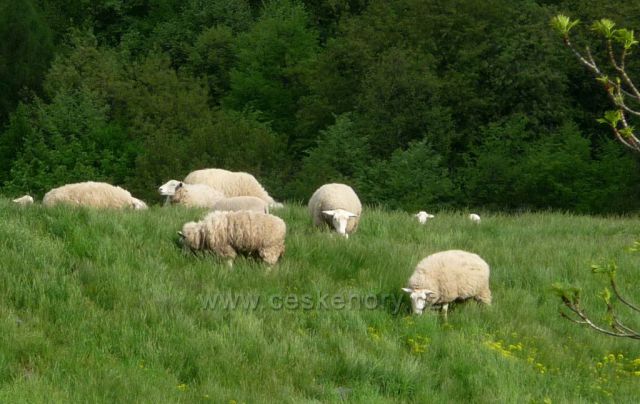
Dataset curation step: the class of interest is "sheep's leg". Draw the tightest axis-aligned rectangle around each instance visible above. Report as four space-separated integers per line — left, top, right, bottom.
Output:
215 245 237 268
441 303 449 321
259 246 283 265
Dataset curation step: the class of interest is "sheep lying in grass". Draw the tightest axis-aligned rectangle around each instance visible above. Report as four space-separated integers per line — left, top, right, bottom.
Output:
178 210 286 266
184 168 283 208
415 211 434 224
43 182 148 209
159 180 225 208
211 196 269 213
402 250 492 317
308 183 362 239
469 213 481 223
12 195 34 206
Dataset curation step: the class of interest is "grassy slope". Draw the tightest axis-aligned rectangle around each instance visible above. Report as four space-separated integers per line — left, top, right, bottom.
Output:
0 199 639 403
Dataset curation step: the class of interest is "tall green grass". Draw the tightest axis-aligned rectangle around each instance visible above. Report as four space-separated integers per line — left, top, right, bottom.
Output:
0 200 639 402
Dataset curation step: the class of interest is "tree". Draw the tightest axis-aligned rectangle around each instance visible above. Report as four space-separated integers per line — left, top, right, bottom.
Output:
553 258 640 340
0 0 54 123
552 15 640 152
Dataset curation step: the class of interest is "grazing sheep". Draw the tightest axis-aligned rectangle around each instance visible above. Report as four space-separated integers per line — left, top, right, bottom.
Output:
469 213 481 223
42 182 147 210
159 180 225 208
308 183 362 238
415 211 435 224
402 250 492 317
211 196 269 214
12 195 34 206
184 168 282 208
178 210 286 266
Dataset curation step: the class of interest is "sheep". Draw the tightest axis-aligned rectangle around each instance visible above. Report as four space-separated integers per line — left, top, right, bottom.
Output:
308 183 362 238
158 180 225 208
12 195 34 206
469 213 481 223
415 211 434 224
42 181 148 210
211 196 269 214
402 249 492 317
183 168 283 208
178 210 286 266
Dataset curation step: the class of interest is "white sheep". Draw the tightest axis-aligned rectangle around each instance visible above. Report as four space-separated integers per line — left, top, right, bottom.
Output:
211 196 269 213
42 181 148 210
12 195 34 206
415 211 435 224
308 183 362 238
158 180 225 208
402 250 492 317
469 213 481 223
184 168 283 208
178 210 286 266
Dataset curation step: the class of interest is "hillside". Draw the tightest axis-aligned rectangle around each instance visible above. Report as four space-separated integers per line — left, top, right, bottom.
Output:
1 200 639 402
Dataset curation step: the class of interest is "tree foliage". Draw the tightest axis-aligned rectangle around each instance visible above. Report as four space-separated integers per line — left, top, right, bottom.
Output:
0 0 639 213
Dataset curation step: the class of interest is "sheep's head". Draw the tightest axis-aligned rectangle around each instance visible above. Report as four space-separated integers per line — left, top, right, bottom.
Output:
402 287 438 315
415 211 434 224
158 180 182 196
322 209 358 238
131 198 148 210
178 221 202 251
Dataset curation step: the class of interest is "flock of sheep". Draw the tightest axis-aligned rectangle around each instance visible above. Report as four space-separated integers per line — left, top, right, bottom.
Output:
10 168 491 317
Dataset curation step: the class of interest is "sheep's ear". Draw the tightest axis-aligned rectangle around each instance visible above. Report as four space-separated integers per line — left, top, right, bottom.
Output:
424 290 435 297
322 210 336 217
401 287 413 294
346 211 358 218
177 231 184 238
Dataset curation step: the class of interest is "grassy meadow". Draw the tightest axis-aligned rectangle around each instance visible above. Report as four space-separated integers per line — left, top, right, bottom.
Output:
0 199 639 402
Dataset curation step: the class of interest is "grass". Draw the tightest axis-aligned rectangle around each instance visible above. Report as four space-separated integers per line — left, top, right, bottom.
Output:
1 199 639 402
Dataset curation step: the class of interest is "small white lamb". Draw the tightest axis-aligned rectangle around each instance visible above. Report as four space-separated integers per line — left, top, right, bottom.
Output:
402 250 492 317
178 210 286 266
12 195 34 206
415 211 434 224
469 213 481 223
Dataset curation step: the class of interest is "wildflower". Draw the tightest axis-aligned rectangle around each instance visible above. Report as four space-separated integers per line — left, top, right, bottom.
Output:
177 384 188 391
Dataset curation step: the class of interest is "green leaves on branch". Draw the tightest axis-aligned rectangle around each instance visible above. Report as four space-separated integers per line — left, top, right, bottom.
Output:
597 110 623 127
591 19 616 39
590 18 638 49
613 28 639 50
551 14 579 37
551 283 581 305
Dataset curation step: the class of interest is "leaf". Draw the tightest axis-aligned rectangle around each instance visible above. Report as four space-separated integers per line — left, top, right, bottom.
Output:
591 19 616 39
551 15 580 36
613 28 639 50
597 110 622 127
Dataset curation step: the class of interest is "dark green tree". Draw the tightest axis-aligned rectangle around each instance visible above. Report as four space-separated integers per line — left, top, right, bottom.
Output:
0 0 54 123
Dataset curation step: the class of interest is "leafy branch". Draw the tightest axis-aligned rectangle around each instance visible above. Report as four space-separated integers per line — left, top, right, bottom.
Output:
553 262 640 340
551 15 640 152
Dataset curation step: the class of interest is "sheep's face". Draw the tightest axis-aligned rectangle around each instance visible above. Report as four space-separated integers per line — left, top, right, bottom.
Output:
402 288 437 315
178 222 202 250
322 209 358 238
159 180 182 196
415 211 434 224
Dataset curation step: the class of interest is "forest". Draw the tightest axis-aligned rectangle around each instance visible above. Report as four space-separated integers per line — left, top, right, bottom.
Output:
2 0 640 213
